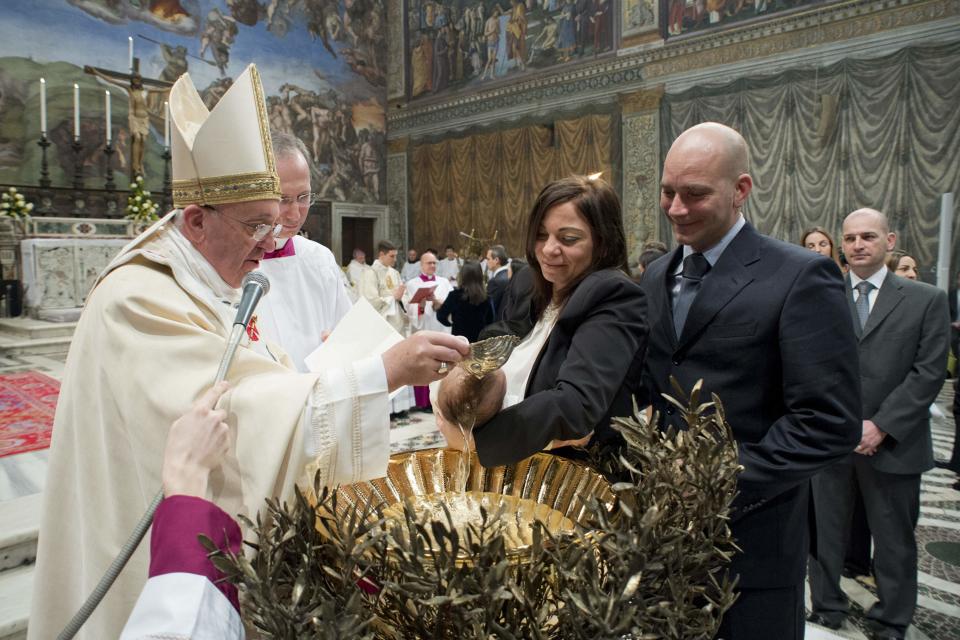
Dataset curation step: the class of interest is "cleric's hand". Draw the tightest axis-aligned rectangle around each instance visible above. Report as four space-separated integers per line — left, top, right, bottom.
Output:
162 382 231 498
382 332 469 390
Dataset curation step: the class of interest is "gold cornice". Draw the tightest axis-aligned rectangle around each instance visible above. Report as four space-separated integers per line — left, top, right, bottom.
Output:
620 85 665 114
644 0 959 78
388 137 409 153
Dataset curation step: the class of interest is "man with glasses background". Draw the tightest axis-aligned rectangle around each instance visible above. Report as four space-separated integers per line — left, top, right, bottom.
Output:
255 131 353 371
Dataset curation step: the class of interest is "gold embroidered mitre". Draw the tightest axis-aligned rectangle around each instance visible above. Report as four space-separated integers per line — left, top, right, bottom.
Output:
169 64 280 207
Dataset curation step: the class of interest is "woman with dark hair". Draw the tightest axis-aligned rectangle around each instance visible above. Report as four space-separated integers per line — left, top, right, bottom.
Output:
436 260 495 342
888 251 920 280
436 175 648 465
801 226 841 267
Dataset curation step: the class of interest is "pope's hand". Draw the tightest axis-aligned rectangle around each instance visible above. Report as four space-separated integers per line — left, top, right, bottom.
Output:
382 332 470 391
392 285 405 300
162 381 231 498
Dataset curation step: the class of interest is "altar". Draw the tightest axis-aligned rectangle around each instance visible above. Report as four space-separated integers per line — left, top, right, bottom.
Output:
18 217 134 321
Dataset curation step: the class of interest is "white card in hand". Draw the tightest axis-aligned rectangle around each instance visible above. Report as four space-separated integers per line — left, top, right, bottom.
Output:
303 298 404 396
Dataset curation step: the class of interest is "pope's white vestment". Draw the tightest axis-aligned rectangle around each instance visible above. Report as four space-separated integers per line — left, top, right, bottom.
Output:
28 212 391 640
256 235 353 372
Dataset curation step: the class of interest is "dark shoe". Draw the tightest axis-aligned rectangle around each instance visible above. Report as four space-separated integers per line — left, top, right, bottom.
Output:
865 616 906 640
954 480 960 491
807 612 844 630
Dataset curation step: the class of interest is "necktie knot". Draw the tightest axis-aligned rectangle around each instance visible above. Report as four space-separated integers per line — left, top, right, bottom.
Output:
855 280 874 296
682 253 711 282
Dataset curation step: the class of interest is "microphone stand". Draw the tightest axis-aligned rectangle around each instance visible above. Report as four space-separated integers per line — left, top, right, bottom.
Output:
57 274 269 640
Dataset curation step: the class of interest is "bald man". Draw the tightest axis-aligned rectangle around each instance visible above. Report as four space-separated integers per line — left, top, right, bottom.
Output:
808 209 948 640
638 122 861 639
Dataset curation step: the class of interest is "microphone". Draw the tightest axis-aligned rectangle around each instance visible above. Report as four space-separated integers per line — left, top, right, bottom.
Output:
214 271 271 383
234 271 270 328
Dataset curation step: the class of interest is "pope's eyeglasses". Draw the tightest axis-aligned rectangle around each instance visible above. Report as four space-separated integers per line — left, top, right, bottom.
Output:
204 206 283 242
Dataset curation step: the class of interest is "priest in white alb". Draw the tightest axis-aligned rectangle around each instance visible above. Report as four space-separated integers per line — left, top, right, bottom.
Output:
255 130 352 372
28 65 467 640
403 250 453 409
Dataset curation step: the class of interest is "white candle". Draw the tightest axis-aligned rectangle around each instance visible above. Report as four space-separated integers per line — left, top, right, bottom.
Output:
40 78 47 135
128 36 133 71
73 83 80 140
164 101 170 148
105 90 111 143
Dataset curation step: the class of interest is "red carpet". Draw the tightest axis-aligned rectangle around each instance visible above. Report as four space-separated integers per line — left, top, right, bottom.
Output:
0 371 60 458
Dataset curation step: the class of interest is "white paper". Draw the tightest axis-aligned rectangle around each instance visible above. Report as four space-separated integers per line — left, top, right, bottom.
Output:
304 297 405 397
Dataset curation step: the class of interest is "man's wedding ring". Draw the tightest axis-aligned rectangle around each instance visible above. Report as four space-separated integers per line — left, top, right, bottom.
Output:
437 361 450 374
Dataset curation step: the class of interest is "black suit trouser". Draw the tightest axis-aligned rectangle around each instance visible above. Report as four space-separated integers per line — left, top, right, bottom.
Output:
809 456 921 632
714 582 804 640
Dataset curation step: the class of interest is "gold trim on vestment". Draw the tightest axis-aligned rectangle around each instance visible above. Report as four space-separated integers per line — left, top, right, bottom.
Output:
249 66 277 177
173 171 282 207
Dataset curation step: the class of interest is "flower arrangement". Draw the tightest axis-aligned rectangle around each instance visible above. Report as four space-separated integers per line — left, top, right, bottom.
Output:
125 176 160 224
0 187 33 236
206 381 741 639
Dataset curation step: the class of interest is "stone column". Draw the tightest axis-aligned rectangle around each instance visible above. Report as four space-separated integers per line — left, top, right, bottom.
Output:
386 137 409 247
620 85 665 260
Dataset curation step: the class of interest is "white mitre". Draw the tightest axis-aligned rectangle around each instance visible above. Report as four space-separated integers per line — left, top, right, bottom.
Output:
169 64 281 207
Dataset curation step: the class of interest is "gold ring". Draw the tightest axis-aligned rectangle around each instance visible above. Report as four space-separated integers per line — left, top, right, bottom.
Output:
437 362 450 374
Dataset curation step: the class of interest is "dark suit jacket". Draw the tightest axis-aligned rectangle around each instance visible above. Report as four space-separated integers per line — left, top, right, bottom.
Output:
486 269 509 317
474 269 648 466
638 222 861 589
846 272 949 475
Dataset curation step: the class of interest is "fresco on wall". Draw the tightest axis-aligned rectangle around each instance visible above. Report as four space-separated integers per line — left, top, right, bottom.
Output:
662 0 837 38
0 0 387 204
406 0 616 101
623 0 657 38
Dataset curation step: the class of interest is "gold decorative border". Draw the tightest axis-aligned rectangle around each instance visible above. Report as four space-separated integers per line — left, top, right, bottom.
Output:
248 65 277 177
173 171 281 207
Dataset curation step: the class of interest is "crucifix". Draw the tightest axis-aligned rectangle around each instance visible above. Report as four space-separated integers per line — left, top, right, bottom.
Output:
457 228 499 261
85 58 172 179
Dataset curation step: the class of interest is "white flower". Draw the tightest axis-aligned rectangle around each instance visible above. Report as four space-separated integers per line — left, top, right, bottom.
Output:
1 202 9 210
25 203 33 211
7 187 16 194
135 195 142 202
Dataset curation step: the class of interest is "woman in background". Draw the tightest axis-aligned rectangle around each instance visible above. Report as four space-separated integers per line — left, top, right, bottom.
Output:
801 226 841 268
889 251 920 280
437 260 494 343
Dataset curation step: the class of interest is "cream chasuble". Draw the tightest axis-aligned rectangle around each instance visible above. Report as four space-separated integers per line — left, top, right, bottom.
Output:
29 212 390 640
256 235 354 372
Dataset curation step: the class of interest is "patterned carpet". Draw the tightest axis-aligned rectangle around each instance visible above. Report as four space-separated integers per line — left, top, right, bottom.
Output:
0 371 59 458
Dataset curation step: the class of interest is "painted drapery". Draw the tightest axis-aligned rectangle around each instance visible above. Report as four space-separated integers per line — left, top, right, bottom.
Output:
410 114 613 258
661 42 960 274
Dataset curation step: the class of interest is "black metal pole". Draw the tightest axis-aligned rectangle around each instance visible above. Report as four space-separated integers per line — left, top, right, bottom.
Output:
161 147 172 211
71 138 84 191
38 135 51 188
103 143 116 191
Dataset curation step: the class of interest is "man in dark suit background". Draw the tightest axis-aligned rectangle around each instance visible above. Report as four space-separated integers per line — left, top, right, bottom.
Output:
808 208 949 640
485 244 510 315
639 122 861 639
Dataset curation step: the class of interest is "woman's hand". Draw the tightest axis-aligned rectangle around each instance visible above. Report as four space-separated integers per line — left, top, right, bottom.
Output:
162 382 231 498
